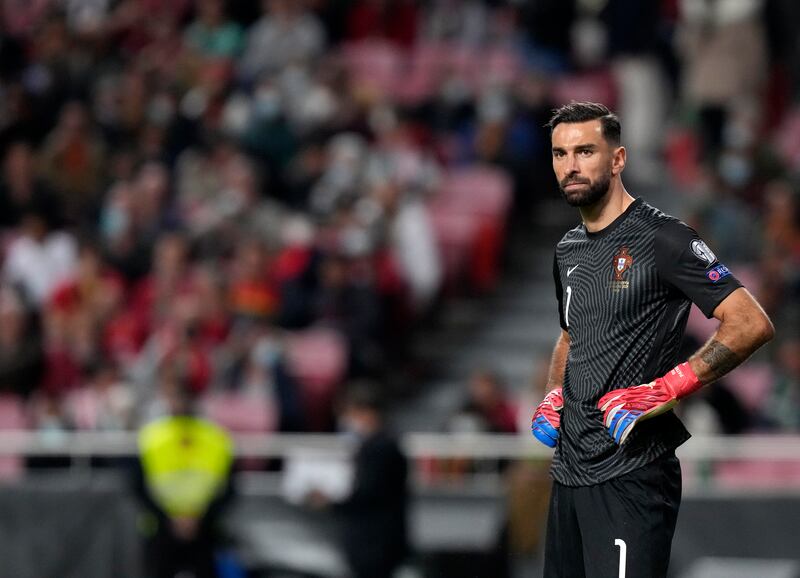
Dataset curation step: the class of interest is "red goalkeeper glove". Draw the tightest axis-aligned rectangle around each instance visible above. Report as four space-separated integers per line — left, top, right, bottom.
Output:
531 388 563 448
597 362 702 445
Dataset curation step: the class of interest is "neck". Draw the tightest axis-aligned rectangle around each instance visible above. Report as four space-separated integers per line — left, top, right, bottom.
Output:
578 181 635 233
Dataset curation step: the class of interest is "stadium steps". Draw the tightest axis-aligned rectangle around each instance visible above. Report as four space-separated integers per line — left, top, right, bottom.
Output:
393 200 572 433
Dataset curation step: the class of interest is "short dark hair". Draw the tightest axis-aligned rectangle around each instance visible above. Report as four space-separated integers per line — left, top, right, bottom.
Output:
547 102 621 145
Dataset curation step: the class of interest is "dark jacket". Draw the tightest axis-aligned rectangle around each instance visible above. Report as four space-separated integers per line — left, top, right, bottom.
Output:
339 431 409 577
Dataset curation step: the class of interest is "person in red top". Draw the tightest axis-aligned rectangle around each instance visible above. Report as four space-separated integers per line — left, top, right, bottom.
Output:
460 369 518 434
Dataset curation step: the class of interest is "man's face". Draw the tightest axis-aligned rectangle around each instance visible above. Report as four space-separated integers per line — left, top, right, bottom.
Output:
551 119 617 207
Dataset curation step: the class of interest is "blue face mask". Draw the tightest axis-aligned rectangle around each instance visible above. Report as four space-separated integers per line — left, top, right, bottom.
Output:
251 337 281 367
337 416 367 442
100 206 129 240
254 90 282 120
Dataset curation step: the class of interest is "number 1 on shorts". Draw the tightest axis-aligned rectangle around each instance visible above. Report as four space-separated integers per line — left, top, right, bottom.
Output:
614 539 627 578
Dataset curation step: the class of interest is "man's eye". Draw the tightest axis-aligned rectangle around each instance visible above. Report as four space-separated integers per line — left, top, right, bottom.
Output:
579 149 593 156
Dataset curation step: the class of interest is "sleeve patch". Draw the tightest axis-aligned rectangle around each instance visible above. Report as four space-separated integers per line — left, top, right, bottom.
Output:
706 264 731 282
690 239 717 266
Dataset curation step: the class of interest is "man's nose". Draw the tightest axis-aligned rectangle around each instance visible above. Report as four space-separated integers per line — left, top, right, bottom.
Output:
567 154 581 174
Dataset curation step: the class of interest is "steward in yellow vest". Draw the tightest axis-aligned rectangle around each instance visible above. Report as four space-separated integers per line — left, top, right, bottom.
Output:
134 390 234 578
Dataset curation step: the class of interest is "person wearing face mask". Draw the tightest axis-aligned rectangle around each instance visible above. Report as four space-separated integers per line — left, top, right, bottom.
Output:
335 382 409 578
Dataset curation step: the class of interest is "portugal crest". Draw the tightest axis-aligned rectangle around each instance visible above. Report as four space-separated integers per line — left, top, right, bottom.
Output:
613 247 633 282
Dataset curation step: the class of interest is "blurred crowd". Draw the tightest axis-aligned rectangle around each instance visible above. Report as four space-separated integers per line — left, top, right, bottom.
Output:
0 0 799 445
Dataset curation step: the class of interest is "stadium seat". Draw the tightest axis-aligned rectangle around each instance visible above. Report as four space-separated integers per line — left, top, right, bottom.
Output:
428 167 512 292
551 69 617 110
722 362 775 414
436 166 513 218
340 40 404 98
202 391 276 434
284 328 349 431
427 207 481 292
715 459 800 490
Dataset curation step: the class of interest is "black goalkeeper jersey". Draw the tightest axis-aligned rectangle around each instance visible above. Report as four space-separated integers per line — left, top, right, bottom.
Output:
551 198 742 486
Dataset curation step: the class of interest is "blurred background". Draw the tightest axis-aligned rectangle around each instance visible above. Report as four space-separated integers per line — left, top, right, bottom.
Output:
0 0 799 577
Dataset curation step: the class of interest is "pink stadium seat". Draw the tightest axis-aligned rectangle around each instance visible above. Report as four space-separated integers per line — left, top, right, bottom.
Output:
723 363 775 414
480 46 522 87
551 69 617 110
775 107 800 170
0 394 28 480
413 42 457 72
340 41 404 97
685 304 719 341
393 42 446 105
428 167 513 291
714 459 800 489
436 167 513 217
427 205 481 291
285 328 349 431
202 391 276 434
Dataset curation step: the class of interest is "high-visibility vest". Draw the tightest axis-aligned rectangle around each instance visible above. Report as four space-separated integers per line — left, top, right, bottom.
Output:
138 416 233 518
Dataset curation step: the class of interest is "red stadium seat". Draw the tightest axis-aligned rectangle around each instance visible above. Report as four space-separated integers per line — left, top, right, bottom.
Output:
340 40 404 98
551 69 617 110
202 391 276 434
427 206 481 292
428 166 513 291
284 328 349 431
436 166 513 217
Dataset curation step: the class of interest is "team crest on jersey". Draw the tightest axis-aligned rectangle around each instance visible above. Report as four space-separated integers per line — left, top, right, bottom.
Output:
611 247 632 291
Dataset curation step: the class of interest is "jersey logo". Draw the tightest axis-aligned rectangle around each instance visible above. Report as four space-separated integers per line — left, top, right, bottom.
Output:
690 239 717 266
613 247 633 281
567 265 579 276
707 264 731 282
611 247 632 292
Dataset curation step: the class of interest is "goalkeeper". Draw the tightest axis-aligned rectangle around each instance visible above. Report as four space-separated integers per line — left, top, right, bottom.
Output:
531 102 774 578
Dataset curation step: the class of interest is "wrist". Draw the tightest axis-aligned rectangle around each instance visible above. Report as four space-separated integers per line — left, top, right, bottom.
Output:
662 362 702 399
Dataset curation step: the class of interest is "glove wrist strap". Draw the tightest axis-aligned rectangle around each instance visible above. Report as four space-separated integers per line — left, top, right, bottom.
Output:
662 362 702 399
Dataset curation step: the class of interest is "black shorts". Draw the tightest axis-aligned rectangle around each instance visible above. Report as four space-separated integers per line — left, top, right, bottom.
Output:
543 451 681 578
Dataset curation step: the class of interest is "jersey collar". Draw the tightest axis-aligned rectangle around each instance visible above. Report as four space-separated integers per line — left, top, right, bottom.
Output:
584 197 642 240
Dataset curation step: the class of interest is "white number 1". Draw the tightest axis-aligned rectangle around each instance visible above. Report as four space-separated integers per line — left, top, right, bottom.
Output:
615 539 627 578
564 286 572 328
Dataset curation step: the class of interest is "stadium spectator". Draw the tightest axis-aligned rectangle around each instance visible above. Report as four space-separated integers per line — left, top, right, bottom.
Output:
2 209 77 307
183 0 244 62
0 0 796 451
0 140 62 229
238 0 326 82
324 382 409 578
134 377 235 578
0 285 44 397
38 101 107 226
459 370 517 433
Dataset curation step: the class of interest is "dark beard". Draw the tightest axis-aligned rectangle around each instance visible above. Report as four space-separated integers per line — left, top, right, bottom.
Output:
559 170 612 207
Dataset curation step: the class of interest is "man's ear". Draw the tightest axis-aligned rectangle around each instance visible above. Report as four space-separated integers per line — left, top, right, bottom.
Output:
611 146 626 176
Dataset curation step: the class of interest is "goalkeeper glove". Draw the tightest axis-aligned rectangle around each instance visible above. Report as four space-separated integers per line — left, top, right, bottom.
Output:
598 362 702 445
531 387 563 448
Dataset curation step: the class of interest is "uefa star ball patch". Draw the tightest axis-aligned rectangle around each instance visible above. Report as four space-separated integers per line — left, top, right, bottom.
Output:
690 239 716 266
